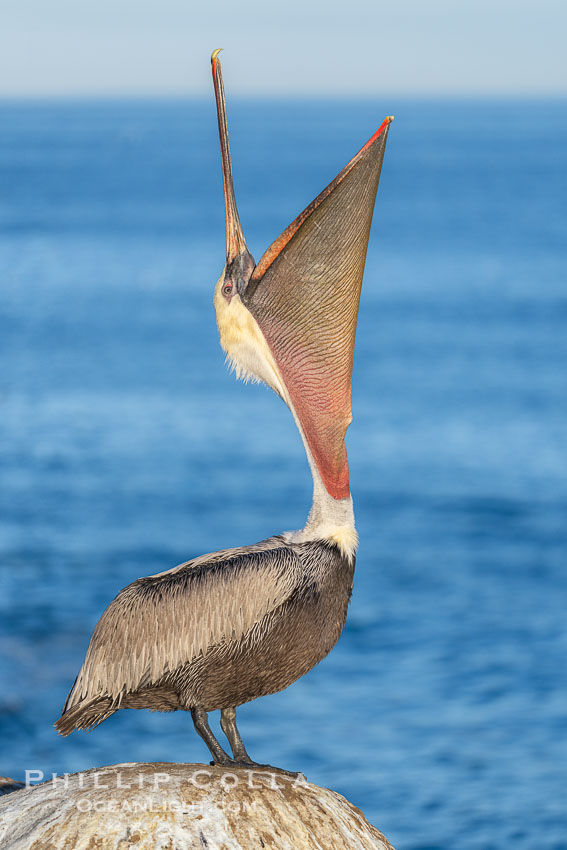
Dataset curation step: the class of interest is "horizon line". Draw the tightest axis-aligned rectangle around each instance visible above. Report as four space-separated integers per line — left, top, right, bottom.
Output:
1 90 566 103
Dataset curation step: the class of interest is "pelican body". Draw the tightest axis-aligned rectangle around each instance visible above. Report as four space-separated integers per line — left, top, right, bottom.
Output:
56 52 392 769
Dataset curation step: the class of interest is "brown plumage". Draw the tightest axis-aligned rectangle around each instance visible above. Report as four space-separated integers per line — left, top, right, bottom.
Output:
55 51 392 768
56 539 353 736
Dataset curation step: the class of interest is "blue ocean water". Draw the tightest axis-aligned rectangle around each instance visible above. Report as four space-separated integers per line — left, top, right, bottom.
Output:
0 97 566 849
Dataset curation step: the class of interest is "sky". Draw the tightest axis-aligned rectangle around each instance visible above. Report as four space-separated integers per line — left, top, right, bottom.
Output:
1 0 566 97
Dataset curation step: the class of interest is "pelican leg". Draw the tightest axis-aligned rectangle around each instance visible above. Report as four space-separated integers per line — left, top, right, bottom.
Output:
220 707 252 763
219 708 297 776
191 707 234 766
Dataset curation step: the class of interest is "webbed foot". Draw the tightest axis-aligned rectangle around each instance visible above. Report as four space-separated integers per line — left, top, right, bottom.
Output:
230 760 304 778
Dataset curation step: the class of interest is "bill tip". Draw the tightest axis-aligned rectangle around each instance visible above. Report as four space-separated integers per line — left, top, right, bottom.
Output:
386 115 395 123
211 48 223 64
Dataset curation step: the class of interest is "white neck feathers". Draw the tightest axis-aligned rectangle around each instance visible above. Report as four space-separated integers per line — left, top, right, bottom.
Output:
284 475 358 562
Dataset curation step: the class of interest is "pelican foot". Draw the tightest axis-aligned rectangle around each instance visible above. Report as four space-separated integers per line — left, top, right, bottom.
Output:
231 761 304 778
208 755 235 767
217 708 304 777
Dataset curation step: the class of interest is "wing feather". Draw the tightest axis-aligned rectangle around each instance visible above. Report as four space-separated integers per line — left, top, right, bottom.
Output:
65 537 298 709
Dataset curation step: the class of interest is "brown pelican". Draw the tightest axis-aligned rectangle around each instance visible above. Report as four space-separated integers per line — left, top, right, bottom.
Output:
55 51 393 769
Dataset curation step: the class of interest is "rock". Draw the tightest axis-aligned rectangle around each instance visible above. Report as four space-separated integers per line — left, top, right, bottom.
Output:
0 762 393 850
0 780 23 799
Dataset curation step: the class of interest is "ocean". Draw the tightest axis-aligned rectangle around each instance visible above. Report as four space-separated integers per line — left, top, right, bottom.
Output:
1 97 566 849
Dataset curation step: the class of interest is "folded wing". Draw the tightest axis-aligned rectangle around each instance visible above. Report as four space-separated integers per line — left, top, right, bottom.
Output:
63 539 299 711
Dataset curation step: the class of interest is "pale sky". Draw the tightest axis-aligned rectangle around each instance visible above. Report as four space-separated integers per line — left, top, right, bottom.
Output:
1 0 565 97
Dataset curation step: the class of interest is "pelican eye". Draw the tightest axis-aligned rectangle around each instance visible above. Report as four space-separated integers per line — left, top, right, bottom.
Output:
223 283 233 297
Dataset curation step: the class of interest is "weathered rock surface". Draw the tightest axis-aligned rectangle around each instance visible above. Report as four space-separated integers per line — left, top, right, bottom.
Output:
0 781 23 799
0 762 393 850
